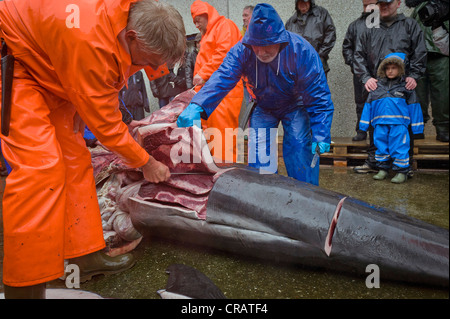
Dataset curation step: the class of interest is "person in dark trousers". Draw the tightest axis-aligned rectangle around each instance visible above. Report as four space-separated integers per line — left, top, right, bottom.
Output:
409 1 449 142
285 0 336 77
185 34 202 89
342 0 378 141
150 66 188 108
119 71 150 120
359 53 424 183
352 0 427 175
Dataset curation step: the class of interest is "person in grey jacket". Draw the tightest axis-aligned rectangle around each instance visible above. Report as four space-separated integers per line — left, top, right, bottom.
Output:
285 0 336 76
353 0 427 174
342 0 378 141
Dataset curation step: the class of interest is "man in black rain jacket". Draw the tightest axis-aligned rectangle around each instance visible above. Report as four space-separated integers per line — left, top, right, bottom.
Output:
119 71 150 121
343 0 378 141
285 0 336 76
353 0 427 174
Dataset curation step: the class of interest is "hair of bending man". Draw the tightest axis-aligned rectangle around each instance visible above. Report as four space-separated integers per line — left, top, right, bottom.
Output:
128 0 187 67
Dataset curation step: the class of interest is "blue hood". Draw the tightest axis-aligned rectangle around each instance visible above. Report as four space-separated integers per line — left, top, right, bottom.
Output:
242 3 290 47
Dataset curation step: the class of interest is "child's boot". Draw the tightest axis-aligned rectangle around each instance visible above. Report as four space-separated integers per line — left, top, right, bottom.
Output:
373 170 388 180
391 173 406 184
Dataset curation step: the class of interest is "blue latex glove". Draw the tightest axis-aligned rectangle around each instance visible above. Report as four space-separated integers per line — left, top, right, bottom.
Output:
177 103 204 127
312 142 330 154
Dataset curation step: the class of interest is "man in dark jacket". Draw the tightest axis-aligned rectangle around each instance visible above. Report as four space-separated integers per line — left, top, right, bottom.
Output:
353 0 427 174
342 0 378 141
119 71 150 121
150 67 188 108
185 34 202 90
285 0 336 76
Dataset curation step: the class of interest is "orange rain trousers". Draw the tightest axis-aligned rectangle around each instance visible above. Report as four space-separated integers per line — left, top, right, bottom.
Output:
191 0 244 163
0 62 106 286
0 0 167 287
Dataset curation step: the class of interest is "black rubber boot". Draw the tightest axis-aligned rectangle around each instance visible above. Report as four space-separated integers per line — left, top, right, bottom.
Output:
69 251 135 282
436 131 449 143
3 283 46 299
352 130 367 141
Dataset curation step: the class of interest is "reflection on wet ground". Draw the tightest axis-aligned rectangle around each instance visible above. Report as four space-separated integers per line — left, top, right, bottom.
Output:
1 167 448 299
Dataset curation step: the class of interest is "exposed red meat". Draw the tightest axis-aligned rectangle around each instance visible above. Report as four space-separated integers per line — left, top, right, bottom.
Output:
131 89 196 128
93 88 234 249
137 124 220 174
164 174 214 195
138 182 208 219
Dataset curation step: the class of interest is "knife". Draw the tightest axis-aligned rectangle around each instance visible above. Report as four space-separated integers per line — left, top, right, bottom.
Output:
170 172 212 175
310 144 320 168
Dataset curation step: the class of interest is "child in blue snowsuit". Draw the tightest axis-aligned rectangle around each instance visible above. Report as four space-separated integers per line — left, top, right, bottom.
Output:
359 53 424 183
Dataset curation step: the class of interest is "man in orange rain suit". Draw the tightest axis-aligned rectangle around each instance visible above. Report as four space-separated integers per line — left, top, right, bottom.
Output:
0 0 185 298
191 0 244 163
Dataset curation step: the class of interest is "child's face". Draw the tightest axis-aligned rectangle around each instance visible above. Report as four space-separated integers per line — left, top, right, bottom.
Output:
385 64 400 79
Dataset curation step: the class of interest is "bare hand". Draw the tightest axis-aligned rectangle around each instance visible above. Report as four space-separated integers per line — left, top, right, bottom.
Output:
142 157 171 183
405 77 417 90
364 77 378 92
193 74 205 86
73 112 86 134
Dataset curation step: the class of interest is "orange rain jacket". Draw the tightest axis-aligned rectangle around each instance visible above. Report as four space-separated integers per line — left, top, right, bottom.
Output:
191 0 243 163
0 0 168 287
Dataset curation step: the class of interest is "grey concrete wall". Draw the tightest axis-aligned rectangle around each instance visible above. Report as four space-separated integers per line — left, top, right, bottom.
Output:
144 1 431 137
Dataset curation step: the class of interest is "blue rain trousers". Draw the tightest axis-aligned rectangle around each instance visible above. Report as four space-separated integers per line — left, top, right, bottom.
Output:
248 105 319 185
374 124 410 172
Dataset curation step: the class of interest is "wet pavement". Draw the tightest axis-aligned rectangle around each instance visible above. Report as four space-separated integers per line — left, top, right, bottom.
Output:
0 166 448 299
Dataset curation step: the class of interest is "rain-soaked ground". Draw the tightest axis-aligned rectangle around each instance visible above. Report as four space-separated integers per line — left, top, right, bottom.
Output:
0 165 448 300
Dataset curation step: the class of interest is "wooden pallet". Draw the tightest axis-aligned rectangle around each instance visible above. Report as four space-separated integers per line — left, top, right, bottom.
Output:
238 136 448 168
319 136 449 168
319 137 369 167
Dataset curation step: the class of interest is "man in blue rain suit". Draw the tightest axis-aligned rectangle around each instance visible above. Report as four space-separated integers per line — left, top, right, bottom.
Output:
177 3 333 186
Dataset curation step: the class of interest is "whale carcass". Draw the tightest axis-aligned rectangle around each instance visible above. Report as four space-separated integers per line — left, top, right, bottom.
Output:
92 90 448 287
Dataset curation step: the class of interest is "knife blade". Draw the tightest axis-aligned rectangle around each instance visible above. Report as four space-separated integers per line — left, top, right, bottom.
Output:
170 172 212 175
310 144 320 168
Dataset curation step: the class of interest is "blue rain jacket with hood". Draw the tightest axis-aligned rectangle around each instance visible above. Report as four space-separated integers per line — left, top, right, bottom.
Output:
190 3 334 185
